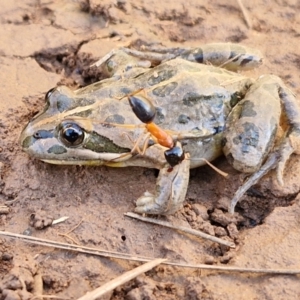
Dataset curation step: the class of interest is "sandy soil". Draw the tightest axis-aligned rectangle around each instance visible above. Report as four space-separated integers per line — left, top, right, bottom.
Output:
1 0 300 299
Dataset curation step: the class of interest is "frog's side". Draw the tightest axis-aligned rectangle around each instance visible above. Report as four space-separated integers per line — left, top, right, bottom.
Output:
20 43 300 215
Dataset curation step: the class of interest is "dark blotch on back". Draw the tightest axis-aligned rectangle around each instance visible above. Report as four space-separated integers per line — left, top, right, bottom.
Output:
239 100 257 118
183 92 222 107
232 122 259 153
104 114 125 124
178 114 190 124
147 69 176 86
72 109 93 118
183 92 202 106
153 107 166 124
152 82 178 97
120 87 132 96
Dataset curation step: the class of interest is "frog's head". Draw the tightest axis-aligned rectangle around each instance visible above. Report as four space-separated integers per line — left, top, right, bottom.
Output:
19 86 132 166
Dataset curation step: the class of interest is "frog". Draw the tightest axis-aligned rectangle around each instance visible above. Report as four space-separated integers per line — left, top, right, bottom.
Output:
19 43 300 215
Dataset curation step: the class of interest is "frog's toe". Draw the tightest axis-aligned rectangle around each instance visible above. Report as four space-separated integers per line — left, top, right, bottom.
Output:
135 201 163 215
135 191 154 207
276 143 293 186
135 192 174 215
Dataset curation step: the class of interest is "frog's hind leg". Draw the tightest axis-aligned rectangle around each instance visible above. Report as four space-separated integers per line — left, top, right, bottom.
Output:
178 43 263 71
92 43 263 76
123 43 263 71
228 75 300 213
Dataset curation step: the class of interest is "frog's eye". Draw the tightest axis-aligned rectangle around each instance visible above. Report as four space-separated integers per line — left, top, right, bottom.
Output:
59 122 84 147
45 87 56 102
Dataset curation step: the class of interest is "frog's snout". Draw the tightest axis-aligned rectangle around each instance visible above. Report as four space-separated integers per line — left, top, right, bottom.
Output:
19 123 33 152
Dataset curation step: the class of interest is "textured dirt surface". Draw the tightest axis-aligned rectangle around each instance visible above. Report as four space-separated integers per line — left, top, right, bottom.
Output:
1 0 300 299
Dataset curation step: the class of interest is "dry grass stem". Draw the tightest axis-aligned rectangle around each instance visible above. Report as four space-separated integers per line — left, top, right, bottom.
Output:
77 259 166 300
197 158 228 177
31 295 70 300
236 0 252 29
33 272 43 300
52 216 69 225
0 205 10 214
1 231 300 274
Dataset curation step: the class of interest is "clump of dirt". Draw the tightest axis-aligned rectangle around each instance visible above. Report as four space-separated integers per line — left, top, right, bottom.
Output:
29 211 53 230
0 247 37 300
34 46 104 87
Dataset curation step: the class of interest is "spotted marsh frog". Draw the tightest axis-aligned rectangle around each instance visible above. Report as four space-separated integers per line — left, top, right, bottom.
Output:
20 43 300 214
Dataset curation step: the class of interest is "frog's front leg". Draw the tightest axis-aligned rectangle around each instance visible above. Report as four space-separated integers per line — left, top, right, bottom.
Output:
135 153 190 215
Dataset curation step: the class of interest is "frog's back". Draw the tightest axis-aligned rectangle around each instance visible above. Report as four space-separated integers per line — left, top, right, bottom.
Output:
76 58 253 136
137 58 253 135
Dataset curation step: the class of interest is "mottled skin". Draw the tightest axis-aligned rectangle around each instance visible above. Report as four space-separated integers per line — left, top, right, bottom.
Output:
20 43 300 214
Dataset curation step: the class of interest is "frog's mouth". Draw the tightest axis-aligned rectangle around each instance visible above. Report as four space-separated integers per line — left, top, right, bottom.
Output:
41 159 129 167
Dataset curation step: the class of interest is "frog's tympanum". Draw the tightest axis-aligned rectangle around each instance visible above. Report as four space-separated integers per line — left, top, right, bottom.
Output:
20 43 300 214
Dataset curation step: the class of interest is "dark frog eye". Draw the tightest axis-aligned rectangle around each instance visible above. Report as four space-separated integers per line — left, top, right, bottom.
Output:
59 122 84 147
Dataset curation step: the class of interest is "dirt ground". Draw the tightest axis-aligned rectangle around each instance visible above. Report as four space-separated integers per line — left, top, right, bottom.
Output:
1 0 300 299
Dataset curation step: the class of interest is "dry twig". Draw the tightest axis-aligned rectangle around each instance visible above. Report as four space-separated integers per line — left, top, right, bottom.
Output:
57 219 84 245
33 272 43 300
77 259 166 300
125 212 235 248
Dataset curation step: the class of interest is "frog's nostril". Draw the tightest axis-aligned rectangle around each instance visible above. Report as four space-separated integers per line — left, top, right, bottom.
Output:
33 132 41 139
33 130 54 140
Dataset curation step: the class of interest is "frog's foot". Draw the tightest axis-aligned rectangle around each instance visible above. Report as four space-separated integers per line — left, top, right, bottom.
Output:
229 131 300 214
229 150 280 214
135 154 190 215
229 132 300 214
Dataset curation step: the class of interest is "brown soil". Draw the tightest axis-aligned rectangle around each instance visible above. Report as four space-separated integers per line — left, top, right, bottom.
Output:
1 0 300 299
